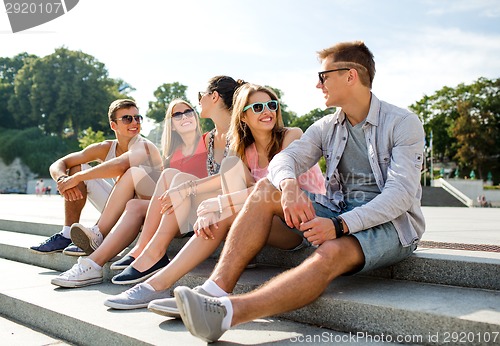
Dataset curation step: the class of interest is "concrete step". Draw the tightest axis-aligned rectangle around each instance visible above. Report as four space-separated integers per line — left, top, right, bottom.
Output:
0 314 71 346
0 258 403 346
421 186 467 207
2 220 499 291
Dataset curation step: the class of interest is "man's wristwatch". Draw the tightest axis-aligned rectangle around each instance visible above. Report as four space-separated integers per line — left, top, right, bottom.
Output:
57 175 68 183
331 216 345 239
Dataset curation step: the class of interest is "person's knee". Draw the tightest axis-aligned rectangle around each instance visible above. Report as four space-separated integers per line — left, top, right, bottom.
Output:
160 168 180 183
313 238 364 276
170 171 195 187
125 199 141 211
68 165 82 175
250 178 279 204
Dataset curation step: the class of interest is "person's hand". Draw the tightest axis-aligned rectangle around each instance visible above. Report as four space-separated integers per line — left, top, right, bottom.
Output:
159 187 186 214
280 179 315 229
300 217 336 246
197 197 219 216
57 174 83 197
193 212 219 240
60 186 84 201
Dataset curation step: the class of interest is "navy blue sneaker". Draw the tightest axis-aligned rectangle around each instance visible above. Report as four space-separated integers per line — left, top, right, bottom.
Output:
62 243 87 256
30 233 72 254
112 252 170 285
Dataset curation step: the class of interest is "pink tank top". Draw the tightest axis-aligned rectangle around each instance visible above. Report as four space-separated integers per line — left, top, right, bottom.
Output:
245 143 326 194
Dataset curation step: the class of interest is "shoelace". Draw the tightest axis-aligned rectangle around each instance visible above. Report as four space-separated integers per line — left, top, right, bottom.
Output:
125 284 145 299
202 297 227 316
40 233 60 245
65 262 91 276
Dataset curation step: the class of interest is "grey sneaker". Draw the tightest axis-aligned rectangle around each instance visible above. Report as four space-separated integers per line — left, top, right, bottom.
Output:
148 286 212 319
174 286 228 343
70 223 103 255
51 257 103 288
104 283 170 310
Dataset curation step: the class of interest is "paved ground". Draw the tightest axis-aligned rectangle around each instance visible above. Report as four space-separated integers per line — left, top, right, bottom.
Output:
0 194 499 344
0 193 499 245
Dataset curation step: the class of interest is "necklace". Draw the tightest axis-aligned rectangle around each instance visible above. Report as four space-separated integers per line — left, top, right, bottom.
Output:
206 128 229 175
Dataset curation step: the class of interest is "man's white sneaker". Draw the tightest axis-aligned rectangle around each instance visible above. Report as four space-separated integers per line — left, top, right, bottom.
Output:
70 223 103 255
51 257 103 288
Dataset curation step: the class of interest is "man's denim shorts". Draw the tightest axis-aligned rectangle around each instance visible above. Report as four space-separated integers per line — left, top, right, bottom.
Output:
301 192 417 274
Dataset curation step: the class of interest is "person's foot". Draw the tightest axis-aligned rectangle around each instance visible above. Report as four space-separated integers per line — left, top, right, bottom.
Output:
103 283 170 310
51 257 103 288
174 286 229 343
30 233 72 254
70 223 103 255
148 286 212 319
111 252 170 285
110 255 135 271
62 243 87 256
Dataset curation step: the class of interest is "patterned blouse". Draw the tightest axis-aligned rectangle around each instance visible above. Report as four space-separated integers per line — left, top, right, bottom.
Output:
206 128 230 175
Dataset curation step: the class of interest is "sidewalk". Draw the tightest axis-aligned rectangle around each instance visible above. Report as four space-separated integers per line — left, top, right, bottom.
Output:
0 193 499 246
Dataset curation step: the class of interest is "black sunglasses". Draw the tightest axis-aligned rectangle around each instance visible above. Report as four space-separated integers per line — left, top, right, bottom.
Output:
318 68 350 84
172 109 195 120
116 115 143 124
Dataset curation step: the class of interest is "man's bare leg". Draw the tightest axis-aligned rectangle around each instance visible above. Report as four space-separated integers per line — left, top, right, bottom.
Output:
64 165 87 227
209 179 285 293
230 236 364 325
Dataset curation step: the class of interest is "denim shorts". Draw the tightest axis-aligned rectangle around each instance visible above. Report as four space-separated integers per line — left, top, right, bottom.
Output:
301 192 417 274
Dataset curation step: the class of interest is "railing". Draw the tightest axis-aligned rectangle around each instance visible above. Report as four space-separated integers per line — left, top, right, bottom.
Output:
437 178 474 207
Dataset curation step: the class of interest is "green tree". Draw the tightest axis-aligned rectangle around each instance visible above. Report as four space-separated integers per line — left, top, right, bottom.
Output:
410 77 500 181
78 127 106 149
8 47 131 137
266 86 297 126
0 127 79 176
0 53 37 129
290 107 336 132
146 82 189 123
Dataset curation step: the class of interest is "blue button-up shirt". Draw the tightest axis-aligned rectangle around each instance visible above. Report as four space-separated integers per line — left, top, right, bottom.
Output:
267 94 425 247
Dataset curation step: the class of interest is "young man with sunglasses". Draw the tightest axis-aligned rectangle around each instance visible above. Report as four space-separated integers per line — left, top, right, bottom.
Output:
173 41 426 342
30 99 162 255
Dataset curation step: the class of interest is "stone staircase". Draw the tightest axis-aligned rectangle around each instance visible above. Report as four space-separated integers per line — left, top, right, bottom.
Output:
0 219 499 345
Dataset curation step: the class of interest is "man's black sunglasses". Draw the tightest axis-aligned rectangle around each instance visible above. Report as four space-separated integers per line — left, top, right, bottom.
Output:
318 68 350 84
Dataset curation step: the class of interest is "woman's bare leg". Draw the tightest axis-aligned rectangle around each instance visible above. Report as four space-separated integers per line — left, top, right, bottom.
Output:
96 167 155 236
123 169 180 259
90 199 149 267
131 172 209 272
147 214 236 291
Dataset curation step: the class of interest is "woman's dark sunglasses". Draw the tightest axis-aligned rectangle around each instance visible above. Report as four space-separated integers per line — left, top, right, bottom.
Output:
116 115 143 124
172 109 196 121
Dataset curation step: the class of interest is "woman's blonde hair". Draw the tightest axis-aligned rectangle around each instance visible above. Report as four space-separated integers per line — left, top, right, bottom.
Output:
229 84 286 163
161 99 201 166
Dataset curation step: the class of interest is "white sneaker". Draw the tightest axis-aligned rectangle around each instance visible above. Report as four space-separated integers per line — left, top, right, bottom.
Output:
70 223 103 255
51 257 103 288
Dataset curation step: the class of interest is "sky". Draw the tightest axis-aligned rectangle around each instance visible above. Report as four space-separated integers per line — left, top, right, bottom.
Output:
2 0 500 135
